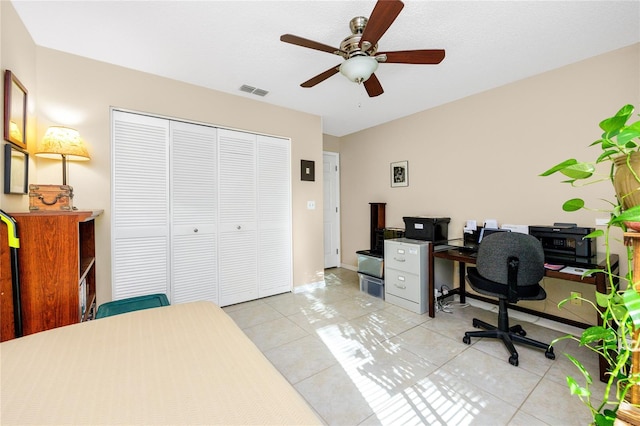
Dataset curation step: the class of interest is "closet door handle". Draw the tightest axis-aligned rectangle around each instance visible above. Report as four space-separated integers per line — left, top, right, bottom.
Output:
237 225 242 230
193 228 198 233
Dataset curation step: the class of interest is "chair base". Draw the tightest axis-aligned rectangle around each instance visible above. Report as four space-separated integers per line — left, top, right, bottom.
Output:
463 317 555 366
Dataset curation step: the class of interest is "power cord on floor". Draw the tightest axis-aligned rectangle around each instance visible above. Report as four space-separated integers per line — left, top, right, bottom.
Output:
435 285 470 313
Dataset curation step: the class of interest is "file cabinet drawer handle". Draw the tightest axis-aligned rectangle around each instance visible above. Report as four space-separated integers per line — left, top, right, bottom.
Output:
394 257 406 262
394 275 406 289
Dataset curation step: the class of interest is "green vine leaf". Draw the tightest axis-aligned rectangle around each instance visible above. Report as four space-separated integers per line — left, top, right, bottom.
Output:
579 326 616 345
594 411 616 426
597 149 620 162
611 205 640 225
540 159 578 176
561 162 596 179
563 198 585 211
586 229 605 239
595 291 611 308
599 104 634 135
567 376 590 397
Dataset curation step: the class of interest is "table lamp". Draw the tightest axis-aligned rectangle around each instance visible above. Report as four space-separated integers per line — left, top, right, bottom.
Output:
35 126 90 185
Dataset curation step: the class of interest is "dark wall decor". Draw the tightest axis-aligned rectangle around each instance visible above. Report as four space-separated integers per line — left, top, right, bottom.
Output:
4 143 29 194
301 159 315 181
390 160 408 187
3 70 28 150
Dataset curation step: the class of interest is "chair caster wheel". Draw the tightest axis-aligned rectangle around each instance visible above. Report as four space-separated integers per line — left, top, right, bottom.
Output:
545 348 555 360
511 325 526 336
462 335 471 345
509 355 519 366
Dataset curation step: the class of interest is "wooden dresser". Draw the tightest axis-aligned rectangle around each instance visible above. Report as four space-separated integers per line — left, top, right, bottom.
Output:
6 210 102 336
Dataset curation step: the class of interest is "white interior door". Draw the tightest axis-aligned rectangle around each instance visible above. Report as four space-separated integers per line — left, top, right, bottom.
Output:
257 135 292 297
112 111 170 300
323 152 340 268
218 129 258 306
170 121 218 304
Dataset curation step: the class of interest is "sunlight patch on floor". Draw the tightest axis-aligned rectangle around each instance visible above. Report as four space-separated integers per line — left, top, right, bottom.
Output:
315 317 488 425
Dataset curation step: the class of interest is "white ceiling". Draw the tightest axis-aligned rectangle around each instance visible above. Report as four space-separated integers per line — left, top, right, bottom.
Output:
10 0 640 137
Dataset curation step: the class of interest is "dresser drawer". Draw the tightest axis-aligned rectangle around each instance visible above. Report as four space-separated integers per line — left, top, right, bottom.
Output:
384 241 425 273
385 268 421 302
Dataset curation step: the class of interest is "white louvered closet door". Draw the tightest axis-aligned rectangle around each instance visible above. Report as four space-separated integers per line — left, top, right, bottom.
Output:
112 111 170 300
170 121 218 304
257 135 292 297
218 129 259 306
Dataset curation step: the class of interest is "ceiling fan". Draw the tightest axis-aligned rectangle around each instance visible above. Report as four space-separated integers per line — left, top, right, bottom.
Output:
280 0 445 97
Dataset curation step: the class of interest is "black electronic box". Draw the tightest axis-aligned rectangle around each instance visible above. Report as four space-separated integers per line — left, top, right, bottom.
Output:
403 217 450 243
529 224 596 264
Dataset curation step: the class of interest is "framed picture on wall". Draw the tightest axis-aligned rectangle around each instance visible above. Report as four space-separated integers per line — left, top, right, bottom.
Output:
4 143 29 194
391 161 408 187
3 70 28 150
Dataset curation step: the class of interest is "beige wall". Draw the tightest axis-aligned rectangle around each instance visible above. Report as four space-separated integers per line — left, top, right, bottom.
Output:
338 43 640 321
0 1 37 213
323 134 340 153
1 2 325 305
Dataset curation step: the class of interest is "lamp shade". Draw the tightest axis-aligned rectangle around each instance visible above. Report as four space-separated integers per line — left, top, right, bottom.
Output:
36 126 90 161
339 56 379 84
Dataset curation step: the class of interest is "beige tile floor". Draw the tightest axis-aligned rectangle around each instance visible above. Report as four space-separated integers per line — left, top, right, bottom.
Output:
223 268 610 425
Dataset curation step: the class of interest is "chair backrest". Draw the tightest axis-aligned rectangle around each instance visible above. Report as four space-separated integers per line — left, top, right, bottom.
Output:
476 232 545 287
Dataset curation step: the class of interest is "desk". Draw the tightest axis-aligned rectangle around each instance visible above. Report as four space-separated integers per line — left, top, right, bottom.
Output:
428 245 618 382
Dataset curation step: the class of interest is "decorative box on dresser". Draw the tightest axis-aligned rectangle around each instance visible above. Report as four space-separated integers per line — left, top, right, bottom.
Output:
384 238 431 314
8 210 102 336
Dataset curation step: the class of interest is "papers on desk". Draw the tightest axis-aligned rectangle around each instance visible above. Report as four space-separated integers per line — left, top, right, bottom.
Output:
434 244 458 252
560 266 593 277
544 263 564 271
544 263 593 277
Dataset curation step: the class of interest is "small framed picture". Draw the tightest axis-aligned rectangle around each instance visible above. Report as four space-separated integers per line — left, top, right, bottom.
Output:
390 161 408 187
301 159 315 181
3 70 28 150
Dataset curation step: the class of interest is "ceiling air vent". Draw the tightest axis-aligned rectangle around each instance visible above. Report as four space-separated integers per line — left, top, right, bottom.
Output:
239 84 269 97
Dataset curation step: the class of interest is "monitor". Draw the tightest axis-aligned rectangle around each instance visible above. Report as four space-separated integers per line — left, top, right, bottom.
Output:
478 227 511 244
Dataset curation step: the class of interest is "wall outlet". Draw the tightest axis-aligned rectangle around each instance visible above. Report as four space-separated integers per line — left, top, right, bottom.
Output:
307 200 316 210
570 292 582 306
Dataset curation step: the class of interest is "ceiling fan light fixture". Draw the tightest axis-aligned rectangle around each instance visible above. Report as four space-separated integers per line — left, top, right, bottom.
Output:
339 56 378 84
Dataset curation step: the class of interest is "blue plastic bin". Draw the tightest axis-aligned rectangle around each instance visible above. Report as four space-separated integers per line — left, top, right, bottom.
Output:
96 293 170 319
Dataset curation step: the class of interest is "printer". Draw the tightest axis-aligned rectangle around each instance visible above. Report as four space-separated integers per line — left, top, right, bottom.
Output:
528 224 596 265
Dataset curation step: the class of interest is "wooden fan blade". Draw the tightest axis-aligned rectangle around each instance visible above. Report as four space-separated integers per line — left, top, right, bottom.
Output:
280 34 342 55
301 66 340 88
359 0 404 50
364 73 384 97
378 49 446 64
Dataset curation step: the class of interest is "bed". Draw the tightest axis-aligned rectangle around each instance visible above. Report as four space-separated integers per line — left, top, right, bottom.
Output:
0 301 322 425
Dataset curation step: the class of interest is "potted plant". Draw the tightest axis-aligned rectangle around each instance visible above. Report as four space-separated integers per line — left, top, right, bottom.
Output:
540 104 640 425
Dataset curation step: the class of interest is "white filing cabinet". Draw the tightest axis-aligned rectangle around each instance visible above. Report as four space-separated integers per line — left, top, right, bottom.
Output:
384 238 430 314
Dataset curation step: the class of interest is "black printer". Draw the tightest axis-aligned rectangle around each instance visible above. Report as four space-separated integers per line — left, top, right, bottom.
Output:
528 224 596 265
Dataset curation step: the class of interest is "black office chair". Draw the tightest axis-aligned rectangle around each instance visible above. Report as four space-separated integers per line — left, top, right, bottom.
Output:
462 232 555 366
